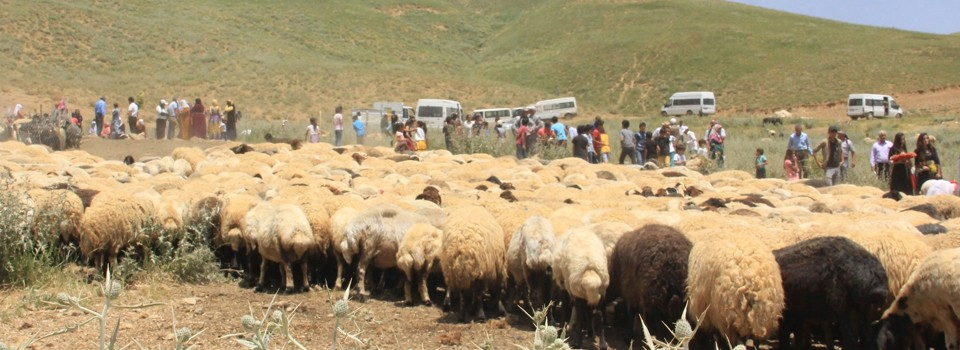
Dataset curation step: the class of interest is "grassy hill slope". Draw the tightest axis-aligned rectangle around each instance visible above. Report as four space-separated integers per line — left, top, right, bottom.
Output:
1 0 959 119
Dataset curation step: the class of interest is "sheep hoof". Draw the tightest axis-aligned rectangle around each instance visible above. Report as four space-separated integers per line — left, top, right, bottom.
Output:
422 299 432 307
404 299 415 307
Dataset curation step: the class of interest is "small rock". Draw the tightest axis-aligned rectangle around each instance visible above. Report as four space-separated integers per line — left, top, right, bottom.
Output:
193 306 204 315
438 331 462 346
181 297 199 305
19 322 33 330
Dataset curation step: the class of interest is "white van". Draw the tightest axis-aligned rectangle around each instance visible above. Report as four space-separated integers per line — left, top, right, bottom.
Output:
847 94 903 119
472 108 514 128
660 91 716 116
534 97 577 120
416 99 462 129
373 101 413 120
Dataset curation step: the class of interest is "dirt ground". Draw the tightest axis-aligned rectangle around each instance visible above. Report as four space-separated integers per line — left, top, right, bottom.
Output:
0 278 575 350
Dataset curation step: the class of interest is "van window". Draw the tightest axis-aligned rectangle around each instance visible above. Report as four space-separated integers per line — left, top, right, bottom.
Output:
483 110 511 119
541 101 575 111
674 98 700 106
891 101 900 109
445 107 459 118
418 106 443 119
868 99 883 107
848 99 863 107
703 98 715 106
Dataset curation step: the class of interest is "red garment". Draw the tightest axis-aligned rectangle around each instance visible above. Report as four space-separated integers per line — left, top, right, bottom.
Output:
190 102 206 139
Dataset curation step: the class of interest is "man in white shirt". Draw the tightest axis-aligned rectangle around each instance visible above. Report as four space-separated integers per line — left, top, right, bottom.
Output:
127 97 139 134
870 130 892 181
838 130 855 183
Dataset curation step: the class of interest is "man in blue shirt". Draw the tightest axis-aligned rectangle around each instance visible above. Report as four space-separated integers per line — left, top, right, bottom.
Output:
94 96 106 136
550 116 567 147
787 124 813 179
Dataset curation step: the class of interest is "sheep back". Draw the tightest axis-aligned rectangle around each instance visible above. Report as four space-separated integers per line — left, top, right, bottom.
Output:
687 235 784 341
608 224 692 323
507 215 557 283
553 226 609 306
396 222 443 279
882 247 960 342
440 206 505 292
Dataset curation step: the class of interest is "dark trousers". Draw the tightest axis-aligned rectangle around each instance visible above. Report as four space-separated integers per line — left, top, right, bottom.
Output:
876 162 890 181
619 146 637 164
794 150 811 178
128 116 138 134
94 113 104 136
156 119 167 139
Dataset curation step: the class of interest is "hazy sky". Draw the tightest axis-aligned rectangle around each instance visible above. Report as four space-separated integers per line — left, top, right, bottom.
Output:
728 0 960 35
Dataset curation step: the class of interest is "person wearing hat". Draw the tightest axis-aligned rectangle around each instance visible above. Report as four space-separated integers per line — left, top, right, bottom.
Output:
812 126 845 186
838 129 856 183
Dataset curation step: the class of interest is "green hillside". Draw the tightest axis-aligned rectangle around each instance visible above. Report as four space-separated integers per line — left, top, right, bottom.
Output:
1 0 959 119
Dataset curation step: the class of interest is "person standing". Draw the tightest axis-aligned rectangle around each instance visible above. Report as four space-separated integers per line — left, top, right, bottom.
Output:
812 126 844 186
110 102 122 137
707 123 725 168
305 118 320 143
618 120 637 165
551 116 567 147
571 125 589 161
634 122 647 164
784 149 799 181
127 97 139 134
352 113 365 145
598 124 610 163
155 100 168 140
755 148 767 179
515 118 529 159
333 106 344 147
178 99 191 139
914 133 941 190
166 98 179 140
208 100 221 140
871 130 892 182
190 98 206 139
224 100 237 140
837 130 855 183
94 96 106 136
787 124 813 178
889 132 914 195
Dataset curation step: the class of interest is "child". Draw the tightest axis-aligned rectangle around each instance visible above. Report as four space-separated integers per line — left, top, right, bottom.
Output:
784 149 799 181
305 118 320 143
673 144 687 167
353 114 365 145
414 121 426 151
755 148 767 179
219 121 227 140
697 139 708 158
598 125 611 163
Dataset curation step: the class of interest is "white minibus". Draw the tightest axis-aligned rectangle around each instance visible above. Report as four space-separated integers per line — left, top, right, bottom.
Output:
847 94 903 119
534 97 578 120
416 99 462 129
660 91 716 116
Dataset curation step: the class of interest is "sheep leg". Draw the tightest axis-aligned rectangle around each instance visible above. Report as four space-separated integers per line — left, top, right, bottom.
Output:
473 282 487 321
355 253 371 300
255 259 270 292
417 272 432 306
567 298 585 349
108 253 118 276
402 270 414 306
593 304 608 350
457 291 469 323
298 261 310 293
334 253 346 290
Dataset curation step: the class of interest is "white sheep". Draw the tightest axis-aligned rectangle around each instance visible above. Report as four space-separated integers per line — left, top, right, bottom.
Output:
79 190 156 273
552 225 610 349
243 201 316 293
396 222 443 305
343 204 429 298
879 248 960 350
440 206 506 322
506 215 557 314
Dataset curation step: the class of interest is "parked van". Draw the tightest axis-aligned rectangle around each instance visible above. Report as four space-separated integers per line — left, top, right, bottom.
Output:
847 94 902 119
373 101 413 120
472 108 514 129
416 99 462 128
534 97 577 120
660 92 716 116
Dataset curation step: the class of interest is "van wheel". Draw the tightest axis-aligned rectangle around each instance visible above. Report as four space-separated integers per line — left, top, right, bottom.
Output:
686 110 693 116
851 116 859 121
896 113 903 118
698 111 704 117
661 111 668 117
865 112 873 120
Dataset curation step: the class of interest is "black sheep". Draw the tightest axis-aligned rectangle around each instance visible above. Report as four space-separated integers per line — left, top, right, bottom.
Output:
607 224 693 343
774 236 889 350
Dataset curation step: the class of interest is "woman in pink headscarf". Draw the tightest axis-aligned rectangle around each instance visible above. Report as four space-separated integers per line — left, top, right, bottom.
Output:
190 98 206 139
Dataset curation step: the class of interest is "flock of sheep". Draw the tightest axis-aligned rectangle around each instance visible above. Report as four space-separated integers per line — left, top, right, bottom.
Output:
2 138 960 350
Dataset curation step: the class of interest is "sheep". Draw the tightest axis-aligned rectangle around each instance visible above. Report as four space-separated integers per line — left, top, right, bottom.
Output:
878 248 960 350
842 230 933 304
506 215 557 315
687 235 785 348
440 206 507 323
774 236 889 350
396 222 443 305
79 190 156 273
243 201 315 293
607 224 693 343
218 193 264 286
552 225 610 349
26 188 84 245
343 204 429 298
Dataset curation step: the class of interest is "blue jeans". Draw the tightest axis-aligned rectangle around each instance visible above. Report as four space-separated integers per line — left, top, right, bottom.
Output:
516 144 526 159
335 130 343 146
